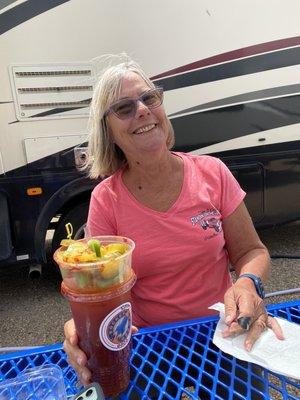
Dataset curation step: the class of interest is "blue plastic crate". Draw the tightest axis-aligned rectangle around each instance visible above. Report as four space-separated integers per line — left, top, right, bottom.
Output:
0 300 299 399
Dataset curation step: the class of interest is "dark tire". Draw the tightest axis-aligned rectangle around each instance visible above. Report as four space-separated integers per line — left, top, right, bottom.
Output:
51 201 90 254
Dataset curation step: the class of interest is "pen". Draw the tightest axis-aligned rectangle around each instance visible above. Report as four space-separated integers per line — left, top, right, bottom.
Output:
237 317 251 331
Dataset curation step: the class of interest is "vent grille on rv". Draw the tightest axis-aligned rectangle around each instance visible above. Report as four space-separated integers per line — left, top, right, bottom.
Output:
10 64 94 120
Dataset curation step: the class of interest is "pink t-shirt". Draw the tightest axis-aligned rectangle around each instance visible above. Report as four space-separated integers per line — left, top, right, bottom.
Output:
87 153 245 328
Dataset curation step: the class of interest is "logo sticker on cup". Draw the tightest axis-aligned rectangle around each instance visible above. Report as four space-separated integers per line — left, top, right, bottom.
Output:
99 302 132 351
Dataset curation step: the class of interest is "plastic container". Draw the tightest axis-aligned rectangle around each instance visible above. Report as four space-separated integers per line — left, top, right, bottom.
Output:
53 236 135 294
0 365 67 400
54 236 137 397
61 273 136 397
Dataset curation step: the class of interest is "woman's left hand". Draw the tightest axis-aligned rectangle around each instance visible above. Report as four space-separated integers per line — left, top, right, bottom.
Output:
223 281 284 351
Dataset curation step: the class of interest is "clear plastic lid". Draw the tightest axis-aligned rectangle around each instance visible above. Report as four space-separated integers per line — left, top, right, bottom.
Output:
0 365 67 400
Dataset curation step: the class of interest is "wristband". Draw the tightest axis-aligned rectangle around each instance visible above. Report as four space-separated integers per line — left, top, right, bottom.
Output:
237 273 265 299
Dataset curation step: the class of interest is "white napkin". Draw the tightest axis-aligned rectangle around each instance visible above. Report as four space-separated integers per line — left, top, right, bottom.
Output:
209 302 300 380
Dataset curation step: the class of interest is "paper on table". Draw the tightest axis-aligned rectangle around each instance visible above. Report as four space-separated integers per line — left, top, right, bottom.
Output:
209 302 300 380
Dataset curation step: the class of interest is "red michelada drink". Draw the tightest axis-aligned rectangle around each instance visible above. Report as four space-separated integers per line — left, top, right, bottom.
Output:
54 236 136 397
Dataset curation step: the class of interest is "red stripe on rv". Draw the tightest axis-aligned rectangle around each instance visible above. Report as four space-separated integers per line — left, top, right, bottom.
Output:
151 36 300 80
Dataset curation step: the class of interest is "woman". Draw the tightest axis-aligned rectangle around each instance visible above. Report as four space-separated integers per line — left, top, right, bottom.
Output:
64 56 283 386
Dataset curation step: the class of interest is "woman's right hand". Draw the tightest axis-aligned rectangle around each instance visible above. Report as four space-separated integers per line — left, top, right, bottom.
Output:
63 319 139 385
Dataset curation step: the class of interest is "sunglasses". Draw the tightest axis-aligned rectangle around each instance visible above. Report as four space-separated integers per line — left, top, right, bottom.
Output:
104 87 163 119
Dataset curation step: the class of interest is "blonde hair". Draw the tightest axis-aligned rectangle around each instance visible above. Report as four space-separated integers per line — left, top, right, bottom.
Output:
86 54 175 178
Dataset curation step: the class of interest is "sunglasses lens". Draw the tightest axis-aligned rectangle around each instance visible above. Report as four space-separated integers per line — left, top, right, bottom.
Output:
142 89 163 108
112 99 135 118
108 88 163 119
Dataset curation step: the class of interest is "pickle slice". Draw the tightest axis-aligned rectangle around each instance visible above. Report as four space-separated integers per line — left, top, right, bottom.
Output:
87 239 101 257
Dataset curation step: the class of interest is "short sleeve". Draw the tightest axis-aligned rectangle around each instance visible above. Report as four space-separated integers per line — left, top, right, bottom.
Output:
218 159 246 218
86 184 117 236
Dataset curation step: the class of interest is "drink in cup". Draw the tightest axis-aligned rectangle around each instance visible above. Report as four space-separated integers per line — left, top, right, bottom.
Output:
54 236 136 397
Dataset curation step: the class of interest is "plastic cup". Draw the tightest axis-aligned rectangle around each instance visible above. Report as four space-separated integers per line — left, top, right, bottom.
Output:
54 236 136 397
54 236 135 294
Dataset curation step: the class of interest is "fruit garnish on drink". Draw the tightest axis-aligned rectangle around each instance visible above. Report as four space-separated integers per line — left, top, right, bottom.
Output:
54 235 133 292
57 239 129 289
61 241 98 263
58 239 128 264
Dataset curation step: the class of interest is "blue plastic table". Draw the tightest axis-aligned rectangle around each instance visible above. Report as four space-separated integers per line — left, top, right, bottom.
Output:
0 300 299 399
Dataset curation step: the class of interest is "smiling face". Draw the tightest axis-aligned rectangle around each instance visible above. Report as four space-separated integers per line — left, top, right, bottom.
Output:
106 72 170 162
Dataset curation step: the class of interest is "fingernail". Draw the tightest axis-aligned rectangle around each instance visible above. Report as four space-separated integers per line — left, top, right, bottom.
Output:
238 317 251 330
225 315 231 324
82 372 89 382
245 341 252 351
77 357 82 366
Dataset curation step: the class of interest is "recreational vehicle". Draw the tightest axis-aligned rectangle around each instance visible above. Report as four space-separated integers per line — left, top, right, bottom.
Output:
0 0 299 269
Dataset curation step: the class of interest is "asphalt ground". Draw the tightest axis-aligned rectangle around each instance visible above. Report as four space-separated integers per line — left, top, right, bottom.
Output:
0 222 299 349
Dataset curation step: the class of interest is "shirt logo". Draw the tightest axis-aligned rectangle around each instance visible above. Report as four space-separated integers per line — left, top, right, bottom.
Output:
190 209 222 238
99 302 132 351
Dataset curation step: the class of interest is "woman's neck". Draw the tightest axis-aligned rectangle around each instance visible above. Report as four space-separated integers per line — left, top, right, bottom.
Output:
124 151 181 190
